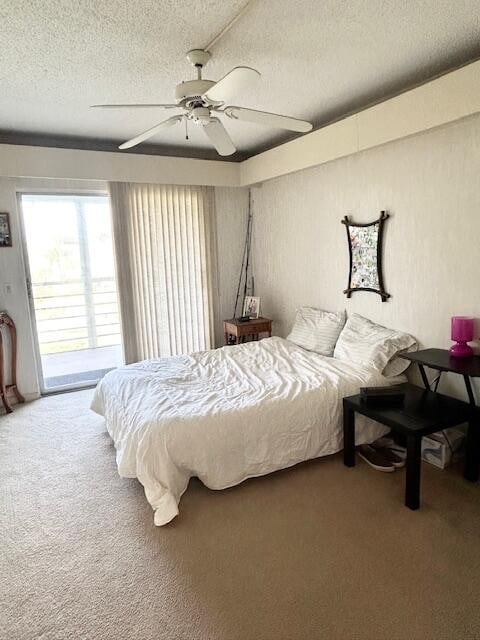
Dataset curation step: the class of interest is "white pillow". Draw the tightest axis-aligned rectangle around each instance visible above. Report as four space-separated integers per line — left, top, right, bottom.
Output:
383 343 418 377
333 314 417 376
287 307 346 356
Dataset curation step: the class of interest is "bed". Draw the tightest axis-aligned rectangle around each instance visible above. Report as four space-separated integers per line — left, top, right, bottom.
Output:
91 335 406 525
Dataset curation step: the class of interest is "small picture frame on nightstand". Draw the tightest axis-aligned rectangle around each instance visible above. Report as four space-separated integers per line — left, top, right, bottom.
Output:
242 296 260 319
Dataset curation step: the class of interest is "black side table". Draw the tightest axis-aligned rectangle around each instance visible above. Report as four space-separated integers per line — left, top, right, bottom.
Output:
343 383 477 510
400 348 480 481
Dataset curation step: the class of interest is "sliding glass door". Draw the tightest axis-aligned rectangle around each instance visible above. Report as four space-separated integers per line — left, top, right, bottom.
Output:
20 193 123 392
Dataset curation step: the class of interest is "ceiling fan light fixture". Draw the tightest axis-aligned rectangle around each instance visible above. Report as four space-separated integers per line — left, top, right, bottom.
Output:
190 106 212 125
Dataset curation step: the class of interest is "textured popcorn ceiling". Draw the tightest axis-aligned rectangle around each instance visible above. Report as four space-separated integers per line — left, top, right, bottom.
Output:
1 0 480 160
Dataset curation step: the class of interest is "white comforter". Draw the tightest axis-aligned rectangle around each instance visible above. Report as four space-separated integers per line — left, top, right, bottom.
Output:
91 337 403 525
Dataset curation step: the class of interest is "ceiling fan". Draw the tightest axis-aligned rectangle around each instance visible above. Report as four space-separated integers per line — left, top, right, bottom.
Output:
91 49 313 156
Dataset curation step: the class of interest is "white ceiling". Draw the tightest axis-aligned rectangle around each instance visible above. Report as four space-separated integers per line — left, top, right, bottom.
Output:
1 0 480 160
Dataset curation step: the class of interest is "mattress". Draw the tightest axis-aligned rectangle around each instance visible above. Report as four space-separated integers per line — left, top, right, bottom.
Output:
91 337 404 525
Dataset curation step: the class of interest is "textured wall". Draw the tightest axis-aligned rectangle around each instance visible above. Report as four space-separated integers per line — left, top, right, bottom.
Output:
0 178 39 397
213 187 249 346
0 144 240 186
251 114 480 397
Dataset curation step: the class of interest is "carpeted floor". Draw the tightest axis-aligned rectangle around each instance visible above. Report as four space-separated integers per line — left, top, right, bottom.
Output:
1 391 480 640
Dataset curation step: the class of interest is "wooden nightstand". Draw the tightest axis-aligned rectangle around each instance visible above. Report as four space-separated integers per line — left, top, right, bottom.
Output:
223 317 272 345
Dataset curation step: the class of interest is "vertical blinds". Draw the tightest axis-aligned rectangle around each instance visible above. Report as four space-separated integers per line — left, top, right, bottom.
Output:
109 182 215 363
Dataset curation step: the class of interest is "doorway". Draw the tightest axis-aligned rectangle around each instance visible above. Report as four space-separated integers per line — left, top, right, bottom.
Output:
20 192 123 392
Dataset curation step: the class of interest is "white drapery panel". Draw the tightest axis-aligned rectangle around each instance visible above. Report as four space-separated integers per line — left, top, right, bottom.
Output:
109 182 215 363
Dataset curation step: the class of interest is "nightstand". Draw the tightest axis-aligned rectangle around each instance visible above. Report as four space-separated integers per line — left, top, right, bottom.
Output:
343 383 478 510
223 317 272 345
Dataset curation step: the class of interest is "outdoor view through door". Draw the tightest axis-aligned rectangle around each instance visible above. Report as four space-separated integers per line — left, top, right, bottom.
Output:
21 193 123 391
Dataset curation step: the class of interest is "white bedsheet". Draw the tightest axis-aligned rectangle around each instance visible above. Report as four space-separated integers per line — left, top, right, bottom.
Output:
91 337 404 525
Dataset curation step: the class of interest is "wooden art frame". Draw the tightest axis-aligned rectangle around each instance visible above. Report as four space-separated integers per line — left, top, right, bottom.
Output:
342 211 390 302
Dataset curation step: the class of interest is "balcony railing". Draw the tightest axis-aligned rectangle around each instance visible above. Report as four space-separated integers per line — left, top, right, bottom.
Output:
32 277 121 355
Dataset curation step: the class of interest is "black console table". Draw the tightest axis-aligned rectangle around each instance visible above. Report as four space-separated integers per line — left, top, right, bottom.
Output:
400 348 480 406
400 348 480 482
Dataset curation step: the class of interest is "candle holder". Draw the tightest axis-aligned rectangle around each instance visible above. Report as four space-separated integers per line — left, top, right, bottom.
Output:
450 316 474 358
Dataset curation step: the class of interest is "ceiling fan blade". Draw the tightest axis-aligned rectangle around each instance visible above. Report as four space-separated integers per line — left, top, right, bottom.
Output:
119 115 183 150
203 118 236 156
91 103 179 109
203 67 260 104
224 106 313 133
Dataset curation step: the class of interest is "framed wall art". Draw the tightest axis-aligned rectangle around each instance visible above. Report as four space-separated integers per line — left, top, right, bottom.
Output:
0 213 12 247
341 211 390 302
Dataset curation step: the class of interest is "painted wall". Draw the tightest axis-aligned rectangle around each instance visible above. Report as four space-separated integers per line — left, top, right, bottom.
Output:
0 144 240 187
251 113 480 399
213 187 249 346
0 178 38 399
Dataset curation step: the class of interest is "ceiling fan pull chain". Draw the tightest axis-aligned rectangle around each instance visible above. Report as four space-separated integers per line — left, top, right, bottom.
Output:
184 117 189 140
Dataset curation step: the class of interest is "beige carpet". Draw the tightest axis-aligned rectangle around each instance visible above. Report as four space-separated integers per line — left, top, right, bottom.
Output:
1 391 480 640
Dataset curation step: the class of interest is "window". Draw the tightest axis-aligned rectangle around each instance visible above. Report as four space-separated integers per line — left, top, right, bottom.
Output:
21 193 123 391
